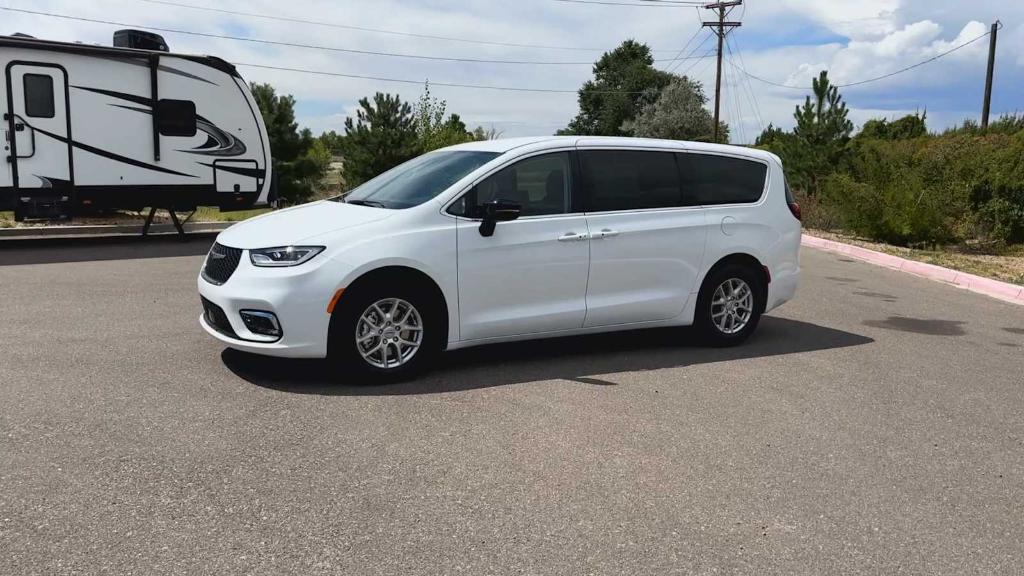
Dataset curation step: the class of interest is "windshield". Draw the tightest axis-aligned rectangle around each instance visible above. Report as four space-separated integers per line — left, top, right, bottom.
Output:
339 151 500 209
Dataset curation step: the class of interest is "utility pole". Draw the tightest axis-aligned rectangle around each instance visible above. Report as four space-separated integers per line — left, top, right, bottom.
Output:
702 1 742 143
981 20 1000 130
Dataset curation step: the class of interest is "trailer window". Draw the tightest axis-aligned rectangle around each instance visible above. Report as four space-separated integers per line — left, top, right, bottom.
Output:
24 74 55 119
156 99 197 137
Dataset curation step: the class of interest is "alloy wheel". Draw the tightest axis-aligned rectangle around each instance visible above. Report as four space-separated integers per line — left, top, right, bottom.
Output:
355 298 424 369
711 278 754 335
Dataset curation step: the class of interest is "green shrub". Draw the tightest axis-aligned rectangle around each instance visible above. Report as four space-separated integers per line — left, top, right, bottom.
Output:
792 189 841 231
966 133 1024 245
822 139 966 245
814 130 1024 247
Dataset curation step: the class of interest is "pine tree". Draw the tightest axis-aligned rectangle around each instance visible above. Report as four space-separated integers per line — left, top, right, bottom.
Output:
340 93 419 188
791 71 853 194
250 83 324 205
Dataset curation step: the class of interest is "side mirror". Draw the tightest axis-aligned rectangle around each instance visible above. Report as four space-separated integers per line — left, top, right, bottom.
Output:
479 199 521 237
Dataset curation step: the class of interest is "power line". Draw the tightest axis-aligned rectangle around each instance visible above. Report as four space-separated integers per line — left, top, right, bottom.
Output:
837 28 994 88
702 0 743 142
687 46 719 79
132 0 623 52
669 32 714 74
232 61 707 94
733 26 998 90
553 0 704 7
661 25 704 73
1 7 705 66
726 34 764 133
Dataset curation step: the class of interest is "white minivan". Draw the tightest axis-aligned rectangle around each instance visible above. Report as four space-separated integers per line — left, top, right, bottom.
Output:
198 136 801 380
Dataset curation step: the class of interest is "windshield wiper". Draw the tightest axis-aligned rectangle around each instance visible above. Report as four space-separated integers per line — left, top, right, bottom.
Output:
346 199 387 208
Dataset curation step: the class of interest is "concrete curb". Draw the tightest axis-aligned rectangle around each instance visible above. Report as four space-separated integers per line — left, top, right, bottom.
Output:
802 234 1024 306
0 221 233 240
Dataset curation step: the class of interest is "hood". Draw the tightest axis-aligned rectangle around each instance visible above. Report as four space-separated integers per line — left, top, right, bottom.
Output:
216 201 392 249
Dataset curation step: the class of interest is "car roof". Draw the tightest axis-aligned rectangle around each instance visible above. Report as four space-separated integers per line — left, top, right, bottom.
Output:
444 136 777 163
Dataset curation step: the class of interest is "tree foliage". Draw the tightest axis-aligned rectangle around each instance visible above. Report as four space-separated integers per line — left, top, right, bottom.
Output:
318 130 345 155
755 74 1024 247
942 113 1024 137
413 82 477 152
622 76 727 142
754 123 786 147
858 112 928 140
757 70 852 195
340 93 420 188
559 40 673 137
821 132 1024 246
250 83 326 205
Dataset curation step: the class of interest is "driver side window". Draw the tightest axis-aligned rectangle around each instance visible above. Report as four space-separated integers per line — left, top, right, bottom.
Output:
451 152 571 218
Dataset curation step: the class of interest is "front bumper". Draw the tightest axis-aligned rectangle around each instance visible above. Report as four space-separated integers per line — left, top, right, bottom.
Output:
197 248 335 359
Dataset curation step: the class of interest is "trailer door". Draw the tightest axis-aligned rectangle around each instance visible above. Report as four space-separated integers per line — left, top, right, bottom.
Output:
0 74 11 210
6 64 73 197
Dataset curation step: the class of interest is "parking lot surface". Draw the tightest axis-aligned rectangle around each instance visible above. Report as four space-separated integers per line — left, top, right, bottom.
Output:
1 239 1023 574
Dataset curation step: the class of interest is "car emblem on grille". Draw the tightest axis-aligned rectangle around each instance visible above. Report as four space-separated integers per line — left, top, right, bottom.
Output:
210 250 226 260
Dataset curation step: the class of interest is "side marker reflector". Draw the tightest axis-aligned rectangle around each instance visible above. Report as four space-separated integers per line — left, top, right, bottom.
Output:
327 289 345 314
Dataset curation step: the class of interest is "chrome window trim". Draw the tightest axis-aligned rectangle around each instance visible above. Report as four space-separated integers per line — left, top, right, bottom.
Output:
439 144 775 219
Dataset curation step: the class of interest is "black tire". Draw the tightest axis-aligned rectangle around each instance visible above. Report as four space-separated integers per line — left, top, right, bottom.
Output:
328 281 442 384
694 263 765 347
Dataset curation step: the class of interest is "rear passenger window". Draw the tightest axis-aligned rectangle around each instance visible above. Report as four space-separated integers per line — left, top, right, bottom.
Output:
679 153 768 205
24 74 55 118
579 150 681 212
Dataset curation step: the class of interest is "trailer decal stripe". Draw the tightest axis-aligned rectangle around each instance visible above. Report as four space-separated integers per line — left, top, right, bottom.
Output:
71 85 153 106
200 163 266 179
79 87 248 158
91 57 219 86
30 125 198 178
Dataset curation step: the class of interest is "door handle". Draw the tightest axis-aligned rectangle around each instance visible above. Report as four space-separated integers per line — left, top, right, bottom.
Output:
596 228 620 239
557 232 589 242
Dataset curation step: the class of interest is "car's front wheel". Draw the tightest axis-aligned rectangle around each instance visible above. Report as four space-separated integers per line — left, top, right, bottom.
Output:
330 285 441 383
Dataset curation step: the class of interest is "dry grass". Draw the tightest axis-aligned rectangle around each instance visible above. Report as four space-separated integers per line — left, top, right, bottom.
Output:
192 207 272 222
809 229 1024 287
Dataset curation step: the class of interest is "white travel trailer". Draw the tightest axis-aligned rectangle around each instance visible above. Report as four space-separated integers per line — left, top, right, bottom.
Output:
0 31 273 227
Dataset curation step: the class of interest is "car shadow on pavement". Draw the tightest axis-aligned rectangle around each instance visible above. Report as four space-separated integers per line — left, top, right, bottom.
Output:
0 236 215 266
222 316 874 396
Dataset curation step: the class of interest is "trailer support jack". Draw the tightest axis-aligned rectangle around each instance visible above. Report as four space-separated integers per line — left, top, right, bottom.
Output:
141 207 196 238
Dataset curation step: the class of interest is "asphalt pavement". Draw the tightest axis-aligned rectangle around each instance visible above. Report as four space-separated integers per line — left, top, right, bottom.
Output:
1 240 1022 574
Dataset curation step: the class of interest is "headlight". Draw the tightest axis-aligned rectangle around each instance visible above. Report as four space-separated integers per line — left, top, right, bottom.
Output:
249 246 325 267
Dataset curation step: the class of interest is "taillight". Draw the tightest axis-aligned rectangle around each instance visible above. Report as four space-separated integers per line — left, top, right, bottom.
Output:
788 202 802 221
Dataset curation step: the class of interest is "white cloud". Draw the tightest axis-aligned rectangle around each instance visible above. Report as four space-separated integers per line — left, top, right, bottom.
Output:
3 0 1021 142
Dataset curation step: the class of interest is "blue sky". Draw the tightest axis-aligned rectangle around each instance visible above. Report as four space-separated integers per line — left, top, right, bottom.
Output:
6 0 1022 143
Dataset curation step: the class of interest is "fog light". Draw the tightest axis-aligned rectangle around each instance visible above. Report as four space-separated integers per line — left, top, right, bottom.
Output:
239 310 282 338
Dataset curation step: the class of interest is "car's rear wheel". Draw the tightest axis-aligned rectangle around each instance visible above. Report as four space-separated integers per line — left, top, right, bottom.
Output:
694 263 764 346
330 285 440 383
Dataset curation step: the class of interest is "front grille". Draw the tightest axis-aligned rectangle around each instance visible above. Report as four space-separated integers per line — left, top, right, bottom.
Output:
202 242 242 285
201 296 238 338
